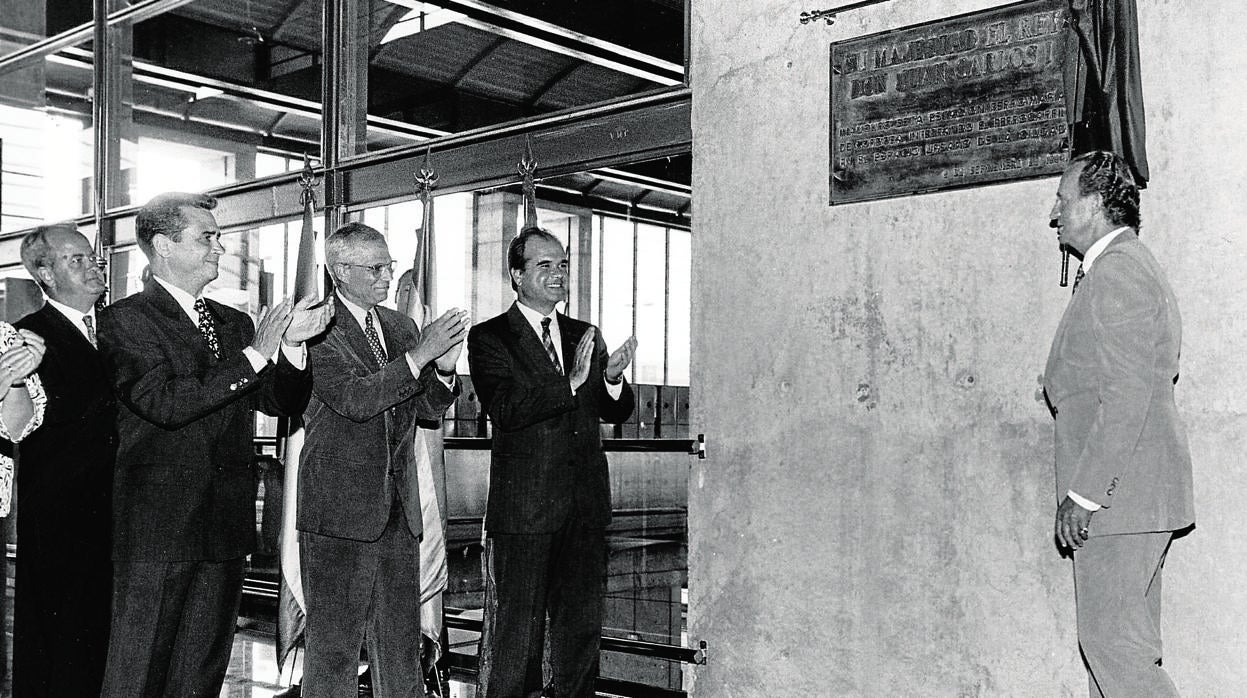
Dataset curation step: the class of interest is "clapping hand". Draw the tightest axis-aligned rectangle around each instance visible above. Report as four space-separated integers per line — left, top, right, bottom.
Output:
408 309 471 370
250 299 295 358
284 296 335 345
568 328 595 391
605 336 637 383
0 330 45 392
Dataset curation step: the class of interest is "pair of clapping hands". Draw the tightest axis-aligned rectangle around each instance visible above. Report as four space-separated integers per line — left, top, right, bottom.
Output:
0 330 46 393
249 297 337 357
567 330 637 391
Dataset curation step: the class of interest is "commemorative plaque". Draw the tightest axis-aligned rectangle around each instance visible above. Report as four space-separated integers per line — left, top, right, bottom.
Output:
830 0 1070 204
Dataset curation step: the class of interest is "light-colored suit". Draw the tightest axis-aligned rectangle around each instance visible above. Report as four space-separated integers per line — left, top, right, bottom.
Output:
1044 232 1194 534
1043 232 1193 697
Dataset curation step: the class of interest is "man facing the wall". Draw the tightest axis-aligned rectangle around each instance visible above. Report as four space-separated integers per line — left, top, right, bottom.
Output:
469 226 636 698
1044 150 1194 696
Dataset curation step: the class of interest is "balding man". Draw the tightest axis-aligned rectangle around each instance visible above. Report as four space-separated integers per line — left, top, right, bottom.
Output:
13 223 115 697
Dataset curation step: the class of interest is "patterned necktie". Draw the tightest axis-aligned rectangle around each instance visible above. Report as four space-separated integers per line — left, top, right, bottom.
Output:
82 315 96 347
540 317 563 375
1072 264 1085 293
193 298 221 359
365 313 388 367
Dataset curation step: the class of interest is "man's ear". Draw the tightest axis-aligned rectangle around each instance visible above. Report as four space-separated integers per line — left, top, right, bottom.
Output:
36 265 56 291
509 267 523 286
151 233 172 258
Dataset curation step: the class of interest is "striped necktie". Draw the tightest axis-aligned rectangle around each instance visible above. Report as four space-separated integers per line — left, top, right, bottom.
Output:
540 317 563 375
82 315 96 347
365 313 388 367
1072 264 1085 293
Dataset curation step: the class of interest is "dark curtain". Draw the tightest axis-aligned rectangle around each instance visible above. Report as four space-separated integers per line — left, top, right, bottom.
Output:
1064 0 1149 185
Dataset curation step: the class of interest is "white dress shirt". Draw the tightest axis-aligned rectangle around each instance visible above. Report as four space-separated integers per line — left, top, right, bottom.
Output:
1066 225 1133 512
515 301 623 399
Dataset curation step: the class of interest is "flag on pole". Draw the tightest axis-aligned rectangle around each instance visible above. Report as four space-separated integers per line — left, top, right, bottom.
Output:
276 156 320 676
408 151 451 696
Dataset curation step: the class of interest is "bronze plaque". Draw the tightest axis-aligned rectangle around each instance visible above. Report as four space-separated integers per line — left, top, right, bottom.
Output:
830 0 1070 204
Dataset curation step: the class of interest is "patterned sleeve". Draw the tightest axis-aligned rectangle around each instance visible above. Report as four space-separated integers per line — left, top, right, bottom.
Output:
0 322 48 516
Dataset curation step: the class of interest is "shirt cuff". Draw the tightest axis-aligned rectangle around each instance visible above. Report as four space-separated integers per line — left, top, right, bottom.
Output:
279 342 307 370
242 346 269 373
1067 490 1101 511
604 376 624 400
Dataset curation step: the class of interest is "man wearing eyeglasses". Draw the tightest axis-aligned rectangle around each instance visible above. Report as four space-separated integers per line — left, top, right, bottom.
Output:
12 223 114 697
296 222 470 697
96 192 332 698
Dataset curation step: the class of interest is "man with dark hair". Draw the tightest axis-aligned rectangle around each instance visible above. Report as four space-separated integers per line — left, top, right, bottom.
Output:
97 191 333 697
470 226 637 698
1045 151 1193 696
297 222 468 697
12 222 114 697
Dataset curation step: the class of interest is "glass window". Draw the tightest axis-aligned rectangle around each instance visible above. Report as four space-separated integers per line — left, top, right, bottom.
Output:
599 215 635 378
110 0 328 208
634 222 666 384
666 230 690 386
0 46 95 231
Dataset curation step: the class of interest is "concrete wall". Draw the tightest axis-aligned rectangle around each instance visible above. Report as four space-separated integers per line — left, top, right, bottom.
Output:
688 0 1247 695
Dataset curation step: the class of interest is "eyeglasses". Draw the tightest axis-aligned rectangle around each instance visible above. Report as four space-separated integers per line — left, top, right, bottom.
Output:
338 260 397 276
60 253 100 270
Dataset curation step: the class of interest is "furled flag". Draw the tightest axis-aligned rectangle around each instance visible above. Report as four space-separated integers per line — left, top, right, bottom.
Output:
405 149 451 697
276 156 321 677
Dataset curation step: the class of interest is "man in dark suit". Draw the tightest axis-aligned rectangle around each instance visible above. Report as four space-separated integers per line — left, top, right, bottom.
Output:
97 191 332 697
12 222 116 697
469 227 636 698
297 222 467 698
1044 151 1193 696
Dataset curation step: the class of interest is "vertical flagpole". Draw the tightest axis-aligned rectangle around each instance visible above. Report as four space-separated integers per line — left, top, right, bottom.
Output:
276 154 320 679
408 147 451 697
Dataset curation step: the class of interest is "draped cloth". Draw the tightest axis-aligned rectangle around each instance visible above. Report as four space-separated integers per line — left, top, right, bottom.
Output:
1064 0 1149 184
276 184 321 675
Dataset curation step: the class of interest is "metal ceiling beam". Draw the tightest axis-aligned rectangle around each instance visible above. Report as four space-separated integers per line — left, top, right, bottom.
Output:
382 0 683 86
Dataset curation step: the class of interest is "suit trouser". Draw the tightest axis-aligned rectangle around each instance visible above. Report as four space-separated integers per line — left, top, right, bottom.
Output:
300 499 422 698
1073 531 1178 698
100 557 246 698
13 549 113 697
477 514 606 698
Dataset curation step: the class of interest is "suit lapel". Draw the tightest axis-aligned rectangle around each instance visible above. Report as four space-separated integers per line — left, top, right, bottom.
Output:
143 280 215 358
37 304 97 355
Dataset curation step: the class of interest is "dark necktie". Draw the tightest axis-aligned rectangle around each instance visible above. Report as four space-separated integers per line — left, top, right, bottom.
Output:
193 298 221 359
365 313 388 367
82 315 96 347
1072 264 1085 293
540 317 563 375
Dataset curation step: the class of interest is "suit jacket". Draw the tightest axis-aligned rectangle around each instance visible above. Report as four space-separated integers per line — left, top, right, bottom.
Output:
98 279 311 562
297 297 457 542
468 303 635 535
14 304 117 556
1044 233 1194 536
